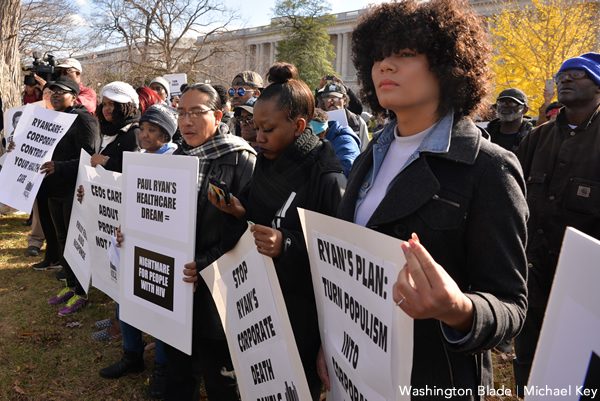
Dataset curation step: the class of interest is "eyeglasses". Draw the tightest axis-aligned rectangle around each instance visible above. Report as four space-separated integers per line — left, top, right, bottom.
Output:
238 116 254 125
554 70 588 83
51 89 74 96
177 108 214 119
228 87 254 97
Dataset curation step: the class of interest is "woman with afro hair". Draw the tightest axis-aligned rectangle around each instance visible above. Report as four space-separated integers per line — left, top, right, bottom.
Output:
320 1 529 399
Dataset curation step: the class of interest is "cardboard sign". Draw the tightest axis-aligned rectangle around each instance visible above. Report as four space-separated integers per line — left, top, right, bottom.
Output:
63 150 93 293
299 209 412 401
527 228 600 400
0 104 76 211
201 227 312 401
119 152 198 355
327 109 349 128
164 73 188 97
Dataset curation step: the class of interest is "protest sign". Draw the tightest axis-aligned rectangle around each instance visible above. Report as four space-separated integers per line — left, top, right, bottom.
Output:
63 150 93 293
164 73 187 97
327 109 349 128
201 227 312 401
0 104 76 212
527 228 600 400
85 164 123 301
299 209 412 401
2 105 25 145
119 152 198 354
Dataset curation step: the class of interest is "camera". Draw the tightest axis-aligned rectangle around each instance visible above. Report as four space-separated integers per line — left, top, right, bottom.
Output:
23 51 59 83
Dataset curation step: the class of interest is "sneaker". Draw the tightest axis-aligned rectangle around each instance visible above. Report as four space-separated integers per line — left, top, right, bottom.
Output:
58 294 87 316
147 363 168 399
26 246 40 257
48 287 74 305
91 328 120 342
99 352 144 379
55 268 67 282
95 318 113 330
32 260 62 271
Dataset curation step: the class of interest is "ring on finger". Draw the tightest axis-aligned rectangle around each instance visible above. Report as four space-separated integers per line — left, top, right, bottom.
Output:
396 296 406 307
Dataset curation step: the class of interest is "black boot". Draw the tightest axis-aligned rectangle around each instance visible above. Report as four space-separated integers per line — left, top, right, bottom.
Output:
99 352 144 379
147 363 168 399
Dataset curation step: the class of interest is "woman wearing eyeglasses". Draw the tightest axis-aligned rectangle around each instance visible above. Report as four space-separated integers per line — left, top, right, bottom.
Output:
166 83 256 401
210 62 345 400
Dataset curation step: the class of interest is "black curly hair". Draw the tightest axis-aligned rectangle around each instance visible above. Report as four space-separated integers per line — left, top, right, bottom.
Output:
351 0 491 118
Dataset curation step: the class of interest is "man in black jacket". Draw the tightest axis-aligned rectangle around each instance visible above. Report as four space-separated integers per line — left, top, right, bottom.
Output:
514 52 600 395
486 88 533 153
38 76 100 316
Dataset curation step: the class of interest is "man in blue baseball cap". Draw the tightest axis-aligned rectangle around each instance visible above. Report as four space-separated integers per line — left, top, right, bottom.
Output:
514 52 600 395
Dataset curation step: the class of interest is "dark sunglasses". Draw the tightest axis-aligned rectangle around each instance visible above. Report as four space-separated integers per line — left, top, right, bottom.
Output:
228 87 254 97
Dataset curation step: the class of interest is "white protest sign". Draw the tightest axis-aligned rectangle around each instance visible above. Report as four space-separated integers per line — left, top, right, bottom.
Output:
527 227 600 400
2 105 25 145
164 73 187 97
119 152 198 355
85 164 123 301
63 149 93 293
201 227 312 401
299 209 412 401
327 109 349 128
0 104 76 212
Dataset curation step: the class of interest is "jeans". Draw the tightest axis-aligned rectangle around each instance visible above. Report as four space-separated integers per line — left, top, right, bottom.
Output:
121 317 167 365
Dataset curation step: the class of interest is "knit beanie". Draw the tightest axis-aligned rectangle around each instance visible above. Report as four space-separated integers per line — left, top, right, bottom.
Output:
150 77 171 99
139 104 178 139
558 53 600 86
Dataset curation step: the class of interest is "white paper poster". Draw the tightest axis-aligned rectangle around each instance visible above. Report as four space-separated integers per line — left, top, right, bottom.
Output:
164 73 188 97
2 105 26 146
299 209 413 401
527 228 600 400
327 109 349 128
85 164 123 301
201 228 312 401
63 150 93 293
119 152 198 355
0 104 76 211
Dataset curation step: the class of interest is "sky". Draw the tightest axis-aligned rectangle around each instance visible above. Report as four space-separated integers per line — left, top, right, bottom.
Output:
229 0 387 29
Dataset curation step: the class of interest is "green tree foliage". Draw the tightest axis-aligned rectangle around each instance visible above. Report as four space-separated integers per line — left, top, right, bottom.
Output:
273 0 335 89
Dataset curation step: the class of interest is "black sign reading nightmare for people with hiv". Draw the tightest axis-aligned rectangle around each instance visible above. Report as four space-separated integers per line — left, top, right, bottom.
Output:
133 246 175 311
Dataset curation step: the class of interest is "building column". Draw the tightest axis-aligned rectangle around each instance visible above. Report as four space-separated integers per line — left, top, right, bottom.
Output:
336 34 343 74
270 42 276 64
340 32 349 79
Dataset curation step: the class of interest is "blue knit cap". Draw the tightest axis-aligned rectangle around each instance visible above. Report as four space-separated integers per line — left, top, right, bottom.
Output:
558 52 600 86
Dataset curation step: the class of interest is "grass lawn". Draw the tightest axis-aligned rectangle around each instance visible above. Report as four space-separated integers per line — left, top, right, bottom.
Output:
0 213 520 400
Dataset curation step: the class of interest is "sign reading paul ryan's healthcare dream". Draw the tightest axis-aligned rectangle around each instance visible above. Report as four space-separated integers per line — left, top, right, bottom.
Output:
85 164 122 301
527 228 600 401
0 104 76 212
119 152 198 355
201 228 312 401
298 209 412 401
63 150 93 294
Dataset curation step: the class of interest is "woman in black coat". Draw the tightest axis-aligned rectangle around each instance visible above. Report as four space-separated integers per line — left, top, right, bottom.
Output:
318 1 528 399
91 81 140 172
210 62 345 401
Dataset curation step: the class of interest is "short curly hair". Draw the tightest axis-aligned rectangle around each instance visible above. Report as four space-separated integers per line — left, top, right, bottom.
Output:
351 0 491 118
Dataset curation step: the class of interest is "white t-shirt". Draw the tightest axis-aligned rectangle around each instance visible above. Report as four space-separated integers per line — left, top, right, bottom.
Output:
354 126 431 226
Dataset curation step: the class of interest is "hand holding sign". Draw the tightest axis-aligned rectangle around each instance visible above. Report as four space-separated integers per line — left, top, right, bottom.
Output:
91 153 109 167
182 261 198 292
393 233 473 332
250 224 283 258
316 346 330 391
39 161 55 175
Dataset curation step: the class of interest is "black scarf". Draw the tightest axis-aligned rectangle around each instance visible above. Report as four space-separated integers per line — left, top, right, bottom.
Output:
247 130 321 225
100 113 140 136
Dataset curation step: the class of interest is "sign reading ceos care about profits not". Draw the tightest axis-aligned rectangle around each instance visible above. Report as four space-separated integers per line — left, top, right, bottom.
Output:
119 152 198 355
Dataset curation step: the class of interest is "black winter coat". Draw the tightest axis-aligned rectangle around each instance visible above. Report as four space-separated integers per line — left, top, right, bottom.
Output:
338 118 528 400
99 119 140 173
46 105 100 197
174 128 256 340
